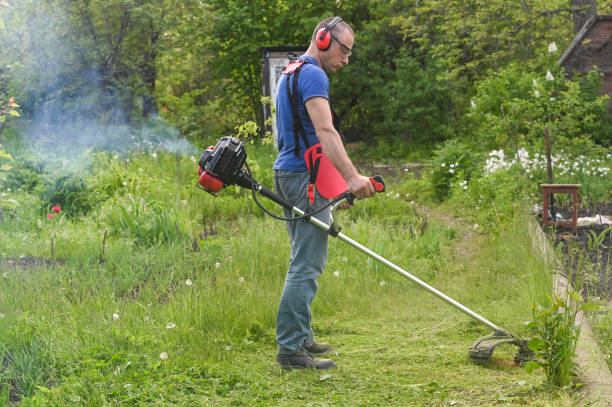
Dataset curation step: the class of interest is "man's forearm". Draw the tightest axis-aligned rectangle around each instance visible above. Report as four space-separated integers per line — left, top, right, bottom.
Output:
317 128 359 183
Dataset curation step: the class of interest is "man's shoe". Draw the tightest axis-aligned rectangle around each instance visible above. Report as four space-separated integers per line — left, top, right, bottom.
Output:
303 341 333 355
277 348 336 370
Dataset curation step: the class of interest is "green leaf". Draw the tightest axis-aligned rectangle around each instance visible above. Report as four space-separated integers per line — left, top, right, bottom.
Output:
524 360 540 374
8 110 20 117
0 199 19 209
528 337 545 352
568 290 584 304
578 303 599 312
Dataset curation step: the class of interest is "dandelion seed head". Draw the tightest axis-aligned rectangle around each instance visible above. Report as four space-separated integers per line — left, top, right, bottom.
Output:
113 313 119 320
185 279 193 286
159 352 168 360
333 271 339 277
380 280 386 286
166 322 176 329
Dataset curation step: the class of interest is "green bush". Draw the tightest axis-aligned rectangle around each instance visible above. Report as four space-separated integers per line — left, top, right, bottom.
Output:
37 171 93 215
1 155 43 193
102 196 188 246
468 56 612 151
429 139 482 201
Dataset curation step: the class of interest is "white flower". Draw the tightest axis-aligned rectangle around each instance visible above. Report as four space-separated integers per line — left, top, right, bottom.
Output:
473 224 479 230
151 152 157 158
449 169 455 174
470 99 476 109
138 168 143 173
546 70 554 81
379 280 386 286
441 163 445 167
166 322 176 329
215 262 221 268
0 313 4 318
532 78 538 86
225 345 231 351
548 42 558 53
333 271 339 277
238 277 244 283
122 182 127 186
534 90 540 97
185 279 193 286
159 352 168 360
113 313 119 320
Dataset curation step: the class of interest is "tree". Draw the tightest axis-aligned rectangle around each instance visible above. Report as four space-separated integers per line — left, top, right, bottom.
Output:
0 0 172 124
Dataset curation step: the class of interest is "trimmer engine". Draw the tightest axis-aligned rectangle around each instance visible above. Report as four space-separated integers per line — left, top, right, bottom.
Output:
197 136 251 195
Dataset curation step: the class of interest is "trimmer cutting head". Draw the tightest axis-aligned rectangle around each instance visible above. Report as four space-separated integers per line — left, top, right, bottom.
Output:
469 329 536 365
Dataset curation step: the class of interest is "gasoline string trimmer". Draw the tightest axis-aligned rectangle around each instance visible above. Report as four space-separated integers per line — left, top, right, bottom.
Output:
196 136 535 365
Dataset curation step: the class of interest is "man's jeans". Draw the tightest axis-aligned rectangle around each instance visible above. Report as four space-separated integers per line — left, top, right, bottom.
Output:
274 170 331 355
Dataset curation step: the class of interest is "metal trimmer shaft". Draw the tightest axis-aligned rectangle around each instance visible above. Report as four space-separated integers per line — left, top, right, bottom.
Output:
284 196 501 332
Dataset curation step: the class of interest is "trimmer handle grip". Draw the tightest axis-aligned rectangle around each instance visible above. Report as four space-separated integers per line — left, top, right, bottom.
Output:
344 175 385 205
369 175 385 192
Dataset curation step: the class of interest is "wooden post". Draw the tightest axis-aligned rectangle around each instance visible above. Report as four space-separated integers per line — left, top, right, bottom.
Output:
545 127 553 184
544 127 556 219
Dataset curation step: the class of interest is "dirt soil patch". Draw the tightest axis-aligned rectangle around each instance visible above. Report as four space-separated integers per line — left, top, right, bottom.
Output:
549 202 612 300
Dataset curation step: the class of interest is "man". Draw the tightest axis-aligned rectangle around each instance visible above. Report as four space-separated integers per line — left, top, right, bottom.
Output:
273 16 375 370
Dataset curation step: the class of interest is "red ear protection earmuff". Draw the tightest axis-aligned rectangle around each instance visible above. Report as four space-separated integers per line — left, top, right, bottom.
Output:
316 17 343 51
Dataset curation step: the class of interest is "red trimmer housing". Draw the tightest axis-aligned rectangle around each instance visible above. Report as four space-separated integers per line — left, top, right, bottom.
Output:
196 137 252 195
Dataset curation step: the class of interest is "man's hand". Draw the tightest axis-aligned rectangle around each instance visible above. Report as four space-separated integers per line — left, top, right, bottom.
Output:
347 175 375 200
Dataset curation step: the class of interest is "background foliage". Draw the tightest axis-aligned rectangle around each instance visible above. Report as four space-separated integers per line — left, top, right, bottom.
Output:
1 0 611 153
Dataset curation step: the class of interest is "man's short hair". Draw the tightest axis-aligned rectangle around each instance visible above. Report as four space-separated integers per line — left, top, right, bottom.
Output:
311 17 353 43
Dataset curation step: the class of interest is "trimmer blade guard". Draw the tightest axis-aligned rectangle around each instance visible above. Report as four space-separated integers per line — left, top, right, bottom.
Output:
469 329 536 365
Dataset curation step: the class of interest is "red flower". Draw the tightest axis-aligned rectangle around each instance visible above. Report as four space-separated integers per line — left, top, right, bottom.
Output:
47 213 53 219
53 206 61 213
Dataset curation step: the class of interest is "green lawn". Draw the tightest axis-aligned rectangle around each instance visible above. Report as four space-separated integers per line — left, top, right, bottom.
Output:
0 150 581 405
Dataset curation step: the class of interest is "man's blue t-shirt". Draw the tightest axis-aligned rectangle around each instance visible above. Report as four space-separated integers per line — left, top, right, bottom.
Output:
273 56 329 172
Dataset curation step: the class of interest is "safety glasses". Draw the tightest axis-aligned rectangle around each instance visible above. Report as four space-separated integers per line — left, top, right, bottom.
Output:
330 33 353 57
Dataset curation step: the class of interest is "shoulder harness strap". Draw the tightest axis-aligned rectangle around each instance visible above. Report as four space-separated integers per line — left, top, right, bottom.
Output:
283 59 311 157
282 58 344 157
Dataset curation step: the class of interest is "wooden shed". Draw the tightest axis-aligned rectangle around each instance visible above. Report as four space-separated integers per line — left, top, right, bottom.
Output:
559 14 612 113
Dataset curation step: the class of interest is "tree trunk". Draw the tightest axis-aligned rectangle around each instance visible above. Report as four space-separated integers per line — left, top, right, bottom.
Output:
570 0 597 33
